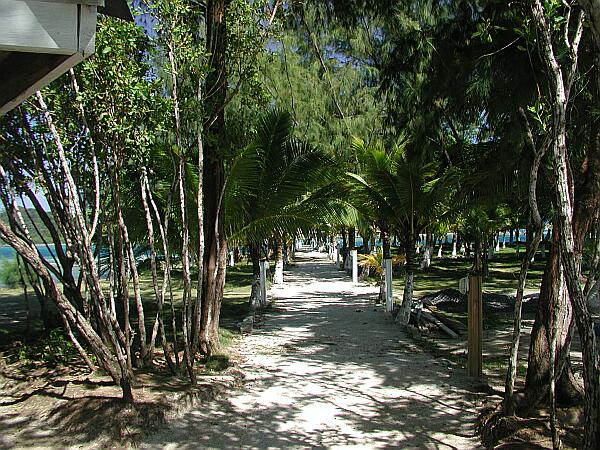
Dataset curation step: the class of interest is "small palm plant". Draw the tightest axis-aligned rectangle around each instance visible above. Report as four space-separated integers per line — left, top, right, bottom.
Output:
358 250 406 303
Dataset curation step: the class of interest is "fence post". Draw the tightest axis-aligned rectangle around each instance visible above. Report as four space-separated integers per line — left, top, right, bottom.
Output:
259 259 268 306
351 249 358 284
468 274 483 378
384 258 393 312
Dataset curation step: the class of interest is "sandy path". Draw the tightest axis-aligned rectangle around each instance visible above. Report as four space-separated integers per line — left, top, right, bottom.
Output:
141 251 483 449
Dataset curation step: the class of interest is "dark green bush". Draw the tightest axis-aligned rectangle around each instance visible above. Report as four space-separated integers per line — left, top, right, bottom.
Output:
0 258 25 288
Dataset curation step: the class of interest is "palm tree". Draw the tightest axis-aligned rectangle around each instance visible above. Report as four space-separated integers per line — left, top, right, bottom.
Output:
225 109 336 309
347 137 452 324
358 250 406 303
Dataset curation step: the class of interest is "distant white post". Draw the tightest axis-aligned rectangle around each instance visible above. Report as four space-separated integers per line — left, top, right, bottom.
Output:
384 258 393 312
334 247 339 265
351 249 358 283
452 233 458 258
229 250 235 267
259 259 268 306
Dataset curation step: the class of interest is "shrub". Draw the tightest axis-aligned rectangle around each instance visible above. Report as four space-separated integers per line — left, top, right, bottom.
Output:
0 257 26 288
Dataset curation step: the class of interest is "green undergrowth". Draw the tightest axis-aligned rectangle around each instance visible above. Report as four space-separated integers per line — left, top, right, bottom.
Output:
199 328 237 374
5 328 80 366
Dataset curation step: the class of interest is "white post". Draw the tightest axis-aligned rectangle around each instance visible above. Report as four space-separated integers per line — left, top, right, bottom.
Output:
437 244 443 258
229 250 235 267
334 247 339 265
384 258 393 312
259 259 268 306
502 231 507 249
351 249 358 284
452 234 458 258
274 259 284 284
495 233 500 252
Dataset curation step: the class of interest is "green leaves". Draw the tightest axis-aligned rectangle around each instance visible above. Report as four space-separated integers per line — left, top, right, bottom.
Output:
225 109 338 244
345 137 453 238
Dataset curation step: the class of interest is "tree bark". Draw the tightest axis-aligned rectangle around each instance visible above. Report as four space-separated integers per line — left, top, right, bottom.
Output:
0 220 133 401
249 243 261 309
140 170 175 373
525 224 582 408
531 4 598 446
504 107 549 415
397 230 416 325
199 0 229 357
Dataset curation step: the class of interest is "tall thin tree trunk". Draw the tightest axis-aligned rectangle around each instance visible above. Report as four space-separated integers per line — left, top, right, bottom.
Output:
141 170 175 373
397 230 415 325
531 5 598 446
249 244 261 309
168 39 195 381
504 107 548 415
199 0 229 357
35 91 134 401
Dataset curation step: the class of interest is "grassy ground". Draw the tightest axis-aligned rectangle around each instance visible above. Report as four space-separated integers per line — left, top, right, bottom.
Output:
390 244 546 299
370 244 550 389
0 261 257 368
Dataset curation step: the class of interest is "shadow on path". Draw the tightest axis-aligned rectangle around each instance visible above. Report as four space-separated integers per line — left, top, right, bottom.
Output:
141 251 484 449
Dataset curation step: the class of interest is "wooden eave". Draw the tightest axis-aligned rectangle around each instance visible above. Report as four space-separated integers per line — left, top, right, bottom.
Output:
0 0 132 116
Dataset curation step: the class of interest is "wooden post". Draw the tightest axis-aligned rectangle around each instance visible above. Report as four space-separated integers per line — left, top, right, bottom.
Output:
468 274 483 378
259 259 267 306
384 258 393 312
351 249 358 284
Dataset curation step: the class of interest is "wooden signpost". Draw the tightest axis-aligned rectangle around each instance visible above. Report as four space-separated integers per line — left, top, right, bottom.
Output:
467 274 483 378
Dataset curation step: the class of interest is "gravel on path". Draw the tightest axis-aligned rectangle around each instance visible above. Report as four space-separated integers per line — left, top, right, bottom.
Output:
141 251 484 449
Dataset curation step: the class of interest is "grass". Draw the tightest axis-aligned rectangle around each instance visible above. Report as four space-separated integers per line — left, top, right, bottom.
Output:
386 245 546 299
0 260 257 365
484 355 527 377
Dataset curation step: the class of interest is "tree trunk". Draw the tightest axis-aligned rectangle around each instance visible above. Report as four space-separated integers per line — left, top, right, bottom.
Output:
397 231 416 325
341 227 347 268
249 244 261 309
531 4 598 446
34 91 133 401
0 220 133 401
200 0 229 357
167 39 194 381
345 228 355 273
140 170 175 373
505 108 550 415
525 226 582 408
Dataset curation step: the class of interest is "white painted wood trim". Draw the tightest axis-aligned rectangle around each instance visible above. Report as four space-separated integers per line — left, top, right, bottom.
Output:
34 0 105 6
0 0 79 54
78 4 97 56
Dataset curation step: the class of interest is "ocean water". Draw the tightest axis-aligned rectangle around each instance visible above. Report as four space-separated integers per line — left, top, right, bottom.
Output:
0 244 75 288
0 244 62 261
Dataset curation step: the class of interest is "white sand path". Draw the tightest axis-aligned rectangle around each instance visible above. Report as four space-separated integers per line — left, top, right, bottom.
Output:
141 251 484 449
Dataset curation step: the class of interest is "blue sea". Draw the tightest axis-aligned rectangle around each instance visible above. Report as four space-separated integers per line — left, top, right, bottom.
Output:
0 244 62 261
0 244 77 288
